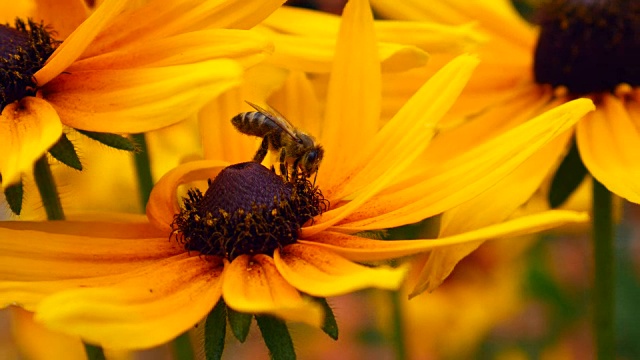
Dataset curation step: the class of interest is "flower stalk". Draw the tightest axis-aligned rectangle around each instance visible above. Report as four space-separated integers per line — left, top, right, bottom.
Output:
592 179 615 358
173 332 196 360
132 133 153 211
33 156 64 220
390 290 407 360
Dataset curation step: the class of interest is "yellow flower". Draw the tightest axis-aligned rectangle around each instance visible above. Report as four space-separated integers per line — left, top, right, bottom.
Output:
0 0 594 350
0 0 280 187
372 0 640 204
364 0 640 293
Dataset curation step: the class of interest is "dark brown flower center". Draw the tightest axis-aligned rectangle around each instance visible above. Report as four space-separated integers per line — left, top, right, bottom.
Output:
533 0 640 95
0 19 58 111
171 162 328 260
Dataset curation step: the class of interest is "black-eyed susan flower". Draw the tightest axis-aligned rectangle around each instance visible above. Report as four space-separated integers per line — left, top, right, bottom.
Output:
372 0 640 205
0 0 594 352
370 2 624 355
0 0 280 190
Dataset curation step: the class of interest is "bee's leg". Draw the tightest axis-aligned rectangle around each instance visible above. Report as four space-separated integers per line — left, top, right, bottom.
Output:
292 158 301 178
278 148 288 177
253 137 269 163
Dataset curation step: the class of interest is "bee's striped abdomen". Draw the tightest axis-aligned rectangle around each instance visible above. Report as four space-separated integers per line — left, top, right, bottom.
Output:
231 112 279 138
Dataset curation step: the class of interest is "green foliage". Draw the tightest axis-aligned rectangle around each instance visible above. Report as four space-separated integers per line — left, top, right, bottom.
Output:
204 300 227 360
548 139 588 208
256 315 296 360
48 133 82 170
3 180 23 215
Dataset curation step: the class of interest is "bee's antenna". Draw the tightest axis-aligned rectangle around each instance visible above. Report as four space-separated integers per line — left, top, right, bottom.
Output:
313 170 318 186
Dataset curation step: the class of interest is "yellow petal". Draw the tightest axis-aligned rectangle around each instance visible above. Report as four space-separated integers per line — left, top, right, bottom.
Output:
84 0 286 57
268 71 323 138
302 55 479 237
321 0 381 185
260 28 428 74
0 219 180 282
273 244 406 297
0 212 161 236
577 95 640 203
0 2 33 22
413 131 571 294
199 86 278 163
33 0 88 39
43 59 243 133
332 54 479 199
334 98 593 232
68 29 272 71
370 0 536 50
35 0 129 86
301 210 588 262
264 6 484 53
146 160 228 232
10 307 86 360
35 255 223 349
222 255 323 327
0 97 62 187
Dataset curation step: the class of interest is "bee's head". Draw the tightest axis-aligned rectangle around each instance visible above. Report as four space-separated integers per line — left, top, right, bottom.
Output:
301 146 324 176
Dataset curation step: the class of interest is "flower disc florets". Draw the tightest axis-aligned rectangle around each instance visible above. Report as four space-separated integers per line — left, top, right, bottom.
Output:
171 162 328 260
533 0 640 95
0 19 58 110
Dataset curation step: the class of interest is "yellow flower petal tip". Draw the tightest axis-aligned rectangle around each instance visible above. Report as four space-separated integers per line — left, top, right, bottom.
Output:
0 97 63 188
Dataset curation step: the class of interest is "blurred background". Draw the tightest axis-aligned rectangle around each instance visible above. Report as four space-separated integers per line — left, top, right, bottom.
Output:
2 0 639 359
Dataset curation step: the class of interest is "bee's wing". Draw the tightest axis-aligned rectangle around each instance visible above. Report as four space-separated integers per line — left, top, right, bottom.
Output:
246 101 302 144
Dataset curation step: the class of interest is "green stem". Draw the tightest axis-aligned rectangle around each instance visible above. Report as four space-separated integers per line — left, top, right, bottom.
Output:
34 158 106 360
33 156 64 220
592 180 615 359
389 290 407 360
131 133 153 211
172 332 195 360
83 343 106 360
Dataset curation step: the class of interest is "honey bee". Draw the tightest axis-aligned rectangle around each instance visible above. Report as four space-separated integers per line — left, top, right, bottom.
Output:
231 101 324 178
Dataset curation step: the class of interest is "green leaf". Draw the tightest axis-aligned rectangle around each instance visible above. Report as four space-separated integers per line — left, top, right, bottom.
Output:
314 297 338 340
83 343 106 360
48 133 82 170
227 307 252 343
172 332 196 360
255 315 296 360
4 180 23 215
78 130 137 151
549 139 588 208
204 300 227 360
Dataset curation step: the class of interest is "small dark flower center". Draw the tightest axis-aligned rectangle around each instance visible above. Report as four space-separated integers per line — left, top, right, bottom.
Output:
533 0 640 95
171 162 328 260
0 19 58 111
